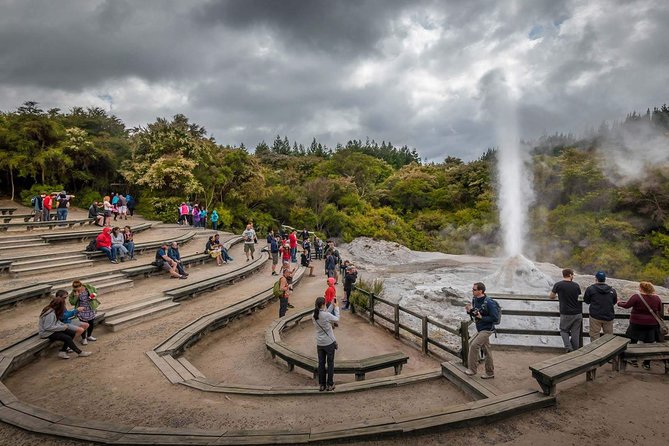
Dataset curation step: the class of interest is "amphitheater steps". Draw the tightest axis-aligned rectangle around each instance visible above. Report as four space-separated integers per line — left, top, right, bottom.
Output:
9 256 93 277
103 298 180 332
0 239 46 251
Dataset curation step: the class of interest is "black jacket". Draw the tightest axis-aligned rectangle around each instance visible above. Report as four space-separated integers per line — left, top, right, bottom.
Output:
583 283 617 321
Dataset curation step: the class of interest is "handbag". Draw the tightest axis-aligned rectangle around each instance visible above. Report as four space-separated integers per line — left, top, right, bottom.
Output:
638 293 669 336
152 258 165 268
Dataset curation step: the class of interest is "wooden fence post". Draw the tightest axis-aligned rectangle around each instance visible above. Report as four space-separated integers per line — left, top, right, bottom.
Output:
460 321 470 368
421 316 428 354
369 292 375 325
394 304 400 339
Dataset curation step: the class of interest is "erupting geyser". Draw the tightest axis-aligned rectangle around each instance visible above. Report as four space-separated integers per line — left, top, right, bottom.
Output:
480 69 552 291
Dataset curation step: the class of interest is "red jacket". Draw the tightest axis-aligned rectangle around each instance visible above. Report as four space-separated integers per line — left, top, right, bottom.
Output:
42 195 52 210
289 233 297 249
618 293 662 325
325 285 336 306
96 227 112 249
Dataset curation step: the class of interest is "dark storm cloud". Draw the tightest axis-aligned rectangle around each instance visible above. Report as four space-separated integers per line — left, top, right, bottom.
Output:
0 0 667 161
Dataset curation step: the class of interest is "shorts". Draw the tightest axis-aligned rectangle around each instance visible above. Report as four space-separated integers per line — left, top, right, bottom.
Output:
271 252 279 265
67 319 84 330
161 262 173 271
118 206 127 213
244 244 255 254
104 210 112 217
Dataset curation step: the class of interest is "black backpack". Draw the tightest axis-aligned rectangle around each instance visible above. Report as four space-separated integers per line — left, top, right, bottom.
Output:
85 240 97 252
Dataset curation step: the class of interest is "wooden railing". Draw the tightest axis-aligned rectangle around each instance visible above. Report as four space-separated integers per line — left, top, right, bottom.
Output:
353 287 473 366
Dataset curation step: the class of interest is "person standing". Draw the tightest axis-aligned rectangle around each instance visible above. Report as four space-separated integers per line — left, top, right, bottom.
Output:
42 192 53 221
464 282 498 379
549 268 583 352
269 232 280 276
126 194 135 217
617 281 664 369
56 192 72 221
278 268 294 317
583 271 618 340
343 262 358 310
118 194 128 220
210 209 219 230
242 223 257 261
102 195 113 227
313 296 339 392
289 230 298 263
179 202 189 225
68 280 100 345
31 193 43 222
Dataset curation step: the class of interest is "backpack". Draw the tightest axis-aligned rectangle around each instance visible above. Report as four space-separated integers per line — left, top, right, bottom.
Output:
272 280 283 299
484 297 502 325
31 196 37 206
85 240 97 252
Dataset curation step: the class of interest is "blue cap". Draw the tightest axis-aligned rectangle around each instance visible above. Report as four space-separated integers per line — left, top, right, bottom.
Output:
595 271 606 282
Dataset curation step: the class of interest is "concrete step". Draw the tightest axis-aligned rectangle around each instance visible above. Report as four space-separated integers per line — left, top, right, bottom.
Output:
10 259 94 276
11 254 87 267
50 272 127 291
95 278 134 295
103 301 180 332
0 242 47 252
0 235 43 243
103 296 174 319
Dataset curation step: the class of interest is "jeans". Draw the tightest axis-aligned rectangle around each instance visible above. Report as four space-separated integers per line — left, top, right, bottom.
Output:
221 248 233 262
57 208 68 221
212 221 218 231
42 208 51 221
176 262 187 276
48 329 81 354
317 342 336 387
559 313 582 352
124 241 135 258
290 247 297 263
468 330 494 375
279 297 288 317
112 244 129 260
99 247 115 261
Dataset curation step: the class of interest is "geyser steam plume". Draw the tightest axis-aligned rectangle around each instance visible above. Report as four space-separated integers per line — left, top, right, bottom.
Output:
479 69 533 257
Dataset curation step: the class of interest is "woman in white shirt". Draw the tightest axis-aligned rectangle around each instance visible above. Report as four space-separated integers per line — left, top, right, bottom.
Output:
312 296 340 391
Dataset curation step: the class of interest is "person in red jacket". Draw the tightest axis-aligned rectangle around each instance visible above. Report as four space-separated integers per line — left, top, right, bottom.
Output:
289 230 298 263
324 277 338 324
96 227 116 263
42 192 53 221
617 281 664 369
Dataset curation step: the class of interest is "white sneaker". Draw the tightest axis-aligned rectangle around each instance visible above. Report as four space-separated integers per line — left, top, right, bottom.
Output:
81 338 88 345
78 351 92 357
87 336 97 341
464 370 476 376
57 352 70 359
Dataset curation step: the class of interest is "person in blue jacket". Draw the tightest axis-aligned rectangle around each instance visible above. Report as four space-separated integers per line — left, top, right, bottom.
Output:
464 282 499 379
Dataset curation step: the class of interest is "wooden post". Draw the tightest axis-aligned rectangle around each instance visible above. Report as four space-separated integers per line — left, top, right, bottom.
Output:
460 321 470 368
394 304 400 339
421 316 428 354
369 292 375 325
579 317 584 349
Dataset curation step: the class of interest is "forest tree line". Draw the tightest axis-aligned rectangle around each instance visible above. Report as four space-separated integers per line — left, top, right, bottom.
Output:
1 102 669 285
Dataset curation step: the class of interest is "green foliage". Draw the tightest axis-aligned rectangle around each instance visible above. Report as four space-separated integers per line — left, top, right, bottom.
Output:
136 196 183 223
73 188 105 208
350 277 384 311
19 184 64 206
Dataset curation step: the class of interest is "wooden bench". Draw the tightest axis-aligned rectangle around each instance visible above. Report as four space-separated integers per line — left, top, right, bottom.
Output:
621 342 669 373
0 284 54 310
39 222 152 243
0 218 94 232
1 212 57 223
529 334 630 395
0 208 17 215
266 308 409 381
83 230 197 260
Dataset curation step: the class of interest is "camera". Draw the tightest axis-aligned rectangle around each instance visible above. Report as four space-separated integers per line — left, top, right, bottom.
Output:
468 307 481 317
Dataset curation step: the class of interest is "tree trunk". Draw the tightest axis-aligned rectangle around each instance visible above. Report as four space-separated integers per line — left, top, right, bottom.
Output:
10 167 15 201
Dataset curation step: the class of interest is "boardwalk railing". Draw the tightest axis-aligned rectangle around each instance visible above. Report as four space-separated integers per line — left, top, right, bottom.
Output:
353 287 473 366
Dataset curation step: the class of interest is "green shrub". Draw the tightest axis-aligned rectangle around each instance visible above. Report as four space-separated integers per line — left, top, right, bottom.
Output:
73 188 104 208
136 196 182 223
350 277 384 312
19 184 65 206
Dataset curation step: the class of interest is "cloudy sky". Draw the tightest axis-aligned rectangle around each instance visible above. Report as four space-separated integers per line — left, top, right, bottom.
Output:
1 0 667 161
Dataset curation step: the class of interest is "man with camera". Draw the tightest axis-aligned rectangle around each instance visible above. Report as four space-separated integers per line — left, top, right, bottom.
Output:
464 282 498 379
278 267 294 317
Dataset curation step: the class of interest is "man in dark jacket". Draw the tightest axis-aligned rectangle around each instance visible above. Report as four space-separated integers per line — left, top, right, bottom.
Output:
464 282 499 379
583 271 618 340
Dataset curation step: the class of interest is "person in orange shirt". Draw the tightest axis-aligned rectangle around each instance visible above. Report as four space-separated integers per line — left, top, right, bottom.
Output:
324 277 338 325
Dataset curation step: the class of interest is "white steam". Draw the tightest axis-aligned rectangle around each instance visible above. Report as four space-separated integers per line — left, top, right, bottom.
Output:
479 69 534 257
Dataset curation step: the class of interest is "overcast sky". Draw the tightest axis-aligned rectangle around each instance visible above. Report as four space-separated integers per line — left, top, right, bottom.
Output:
1 0 667 161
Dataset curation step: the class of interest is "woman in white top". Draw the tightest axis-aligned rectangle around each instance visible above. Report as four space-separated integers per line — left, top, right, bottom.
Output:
312 296 340 391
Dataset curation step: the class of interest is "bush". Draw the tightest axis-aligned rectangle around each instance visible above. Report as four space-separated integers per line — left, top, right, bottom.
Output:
350 277 384 312
73 188 104 208
136 196 182 223
19 184 65 206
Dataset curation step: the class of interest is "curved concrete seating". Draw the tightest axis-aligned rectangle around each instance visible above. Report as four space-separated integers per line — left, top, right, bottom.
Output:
0 207 17 215
83 230 197 260
266 308 409 381
0 218 95 232
1 212 57 223
39 222 152 243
